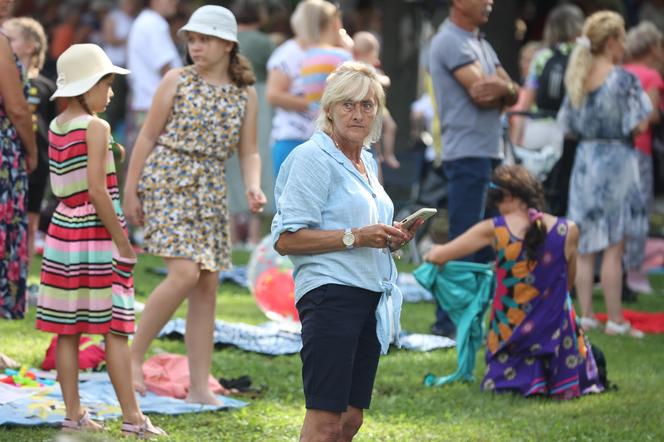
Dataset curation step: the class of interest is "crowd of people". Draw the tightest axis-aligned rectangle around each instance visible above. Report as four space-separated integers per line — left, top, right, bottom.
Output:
0 0 661 440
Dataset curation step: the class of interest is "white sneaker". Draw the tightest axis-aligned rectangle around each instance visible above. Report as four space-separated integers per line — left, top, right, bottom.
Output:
580 316 600 330
605 320 644 338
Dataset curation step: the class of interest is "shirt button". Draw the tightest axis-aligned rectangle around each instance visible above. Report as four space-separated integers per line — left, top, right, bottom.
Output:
372 193 376 198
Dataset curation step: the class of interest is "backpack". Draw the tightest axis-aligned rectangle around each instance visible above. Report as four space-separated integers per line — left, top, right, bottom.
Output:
590 343 617 391
535 48 569 114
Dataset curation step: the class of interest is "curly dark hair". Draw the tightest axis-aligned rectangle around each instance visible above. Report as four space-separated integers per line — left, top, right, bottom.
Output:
487 165 547 261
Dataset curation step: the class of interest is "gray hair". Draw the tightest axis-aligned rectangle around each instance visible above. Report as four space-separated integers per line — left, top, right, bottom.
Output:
316 61 386 146
543 4 585 46
626 21 663 60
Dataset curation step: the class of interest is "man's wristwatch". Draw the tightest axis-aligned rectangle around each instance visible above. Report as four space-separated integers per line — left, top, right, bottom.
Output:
342 228 356 249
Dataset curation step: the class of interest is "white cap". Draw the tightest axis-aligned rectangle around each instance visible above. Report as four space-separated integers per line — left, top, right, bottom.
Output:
177 5 238 43
51 44 129 101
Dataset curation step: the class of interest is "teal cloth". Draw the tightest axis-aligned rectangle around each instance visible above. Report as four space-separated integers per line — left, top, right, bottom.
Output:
414 261 495 385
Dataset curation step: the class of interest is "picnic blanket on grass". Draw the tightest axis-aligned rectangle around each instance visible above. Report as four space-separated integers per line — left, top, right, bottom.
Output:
157 318 455 355
0 373 246 427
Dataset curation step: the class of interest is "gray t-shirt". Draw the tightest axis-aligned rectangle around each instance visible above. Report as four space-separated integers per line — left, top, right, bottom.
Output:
429 19 502 161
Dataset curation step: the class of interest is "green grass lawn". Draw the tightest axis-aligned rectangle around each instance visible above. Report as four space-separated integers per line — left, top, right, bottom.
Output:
1 253 663 441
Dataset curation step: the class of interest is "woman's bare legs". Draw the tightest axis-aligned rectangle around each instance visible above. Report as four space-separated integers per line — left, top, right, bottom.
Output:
185 270 225 405
300 409 342 442
575 252 596 319
130 258 200 393
600 241 625 324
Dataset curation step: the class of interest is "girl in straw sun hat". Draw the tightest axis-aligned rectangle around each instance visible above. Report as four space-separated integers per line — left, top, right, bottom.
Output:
35 43 166 438
122 5 266 405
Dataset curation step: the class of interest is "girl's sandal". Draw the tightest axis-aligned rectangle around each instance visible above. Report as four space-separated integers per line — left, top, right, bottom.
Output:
121 416 167 439
61 409 104 432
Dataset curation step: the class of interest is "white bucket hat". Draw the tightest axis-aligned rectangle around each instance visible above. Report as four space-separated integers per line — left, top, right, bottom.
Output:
50 44 129 101
177 5 238 43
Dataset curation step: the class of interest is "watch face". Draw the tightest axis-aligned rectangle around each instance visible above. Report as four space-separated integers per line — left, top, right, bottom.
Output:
343 232 355 246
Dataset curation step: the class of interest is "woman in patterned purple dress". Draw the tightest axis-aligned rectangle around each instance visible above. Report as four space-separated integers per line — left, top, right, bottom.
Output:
426 165 604 399
0 0 38 320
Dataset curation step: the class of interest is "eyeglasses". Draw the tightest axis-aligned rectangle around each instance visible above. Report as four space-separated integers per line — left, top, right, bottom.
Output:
339 100 376 114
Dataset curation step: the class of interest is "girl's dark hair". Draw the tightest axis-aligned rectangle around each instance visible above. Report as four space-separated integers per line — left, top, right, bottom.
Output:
229 44 256 87
487 165 547 261
74 73 115 116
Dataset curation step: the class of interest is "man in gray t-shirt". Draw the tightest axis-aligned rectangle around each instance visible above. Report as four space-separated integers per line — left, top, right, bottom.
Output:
427 0 519 337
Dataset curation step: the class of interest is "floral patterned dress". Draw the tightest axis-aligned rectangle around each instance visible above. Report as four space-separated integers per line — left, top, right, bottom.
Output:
138 66 248 271
0 42 28 319
557 67 651 254
482 216 604 399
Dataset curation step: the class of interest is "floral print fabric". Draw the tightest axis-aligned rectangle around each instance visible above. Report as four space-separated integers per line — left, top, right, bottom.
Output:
482 216 603 399
138 66 248 271
557 67 650 254
0 53 28 319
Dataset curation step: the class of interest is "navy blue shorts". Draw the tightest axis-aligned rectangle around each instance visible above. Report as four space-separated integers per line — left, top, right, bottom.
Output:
296 284 382 412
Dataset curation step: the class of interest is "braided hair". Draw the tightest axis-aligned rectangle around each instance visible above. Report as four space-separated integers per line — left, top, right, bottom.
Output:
487 165 547 261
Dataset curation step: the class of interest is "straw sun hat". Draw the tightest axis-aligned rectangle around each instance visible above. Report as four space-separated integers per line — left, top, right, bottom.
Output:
177 5 238 43
50 43 129 101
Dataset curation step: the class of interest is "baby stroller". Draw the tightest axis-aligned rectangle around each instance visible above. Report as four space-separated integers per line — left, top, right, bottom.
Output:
503 110 564 182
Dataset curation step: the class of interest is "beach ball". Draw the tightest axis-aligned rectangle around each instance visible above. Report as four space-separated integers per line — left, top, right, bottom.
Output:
247 235 298 322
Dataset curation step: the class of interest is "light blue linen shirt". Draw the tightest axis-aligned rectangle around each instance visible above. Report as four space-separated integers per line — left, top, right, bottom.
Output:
271 130 402 354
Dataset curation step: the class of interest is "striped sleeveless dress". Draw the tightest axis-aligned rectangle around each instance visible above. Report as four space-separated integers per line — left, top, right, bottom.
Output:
36 115 135 336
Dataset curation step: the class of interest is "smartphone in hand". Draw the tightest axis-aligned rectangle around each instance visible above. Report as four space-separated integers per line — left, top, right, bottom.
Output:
400 208 437 229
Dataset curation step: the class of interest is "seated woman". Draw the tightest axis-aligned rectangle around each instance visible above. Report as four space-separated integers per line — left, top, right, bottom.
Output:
425 165 604 399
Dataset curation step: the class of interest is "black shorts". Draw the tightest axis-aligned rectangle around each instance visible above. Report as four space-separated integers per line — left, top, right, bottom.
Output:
296 284 382 412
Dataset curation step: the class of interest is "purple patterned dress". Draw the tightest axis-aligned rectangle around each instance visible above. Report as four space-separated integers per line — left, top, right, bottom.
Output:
482 216 604 399
0 34 29 319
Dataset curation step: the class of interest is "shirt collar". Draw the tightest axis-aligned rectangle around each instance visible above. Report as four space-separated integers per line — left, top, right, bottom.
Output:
445 18 480 38
311 130 374 189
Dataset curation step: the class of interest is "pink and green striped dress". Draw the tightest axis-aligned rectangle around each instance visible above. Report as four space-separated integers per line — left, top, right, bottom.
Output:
36 115 135 336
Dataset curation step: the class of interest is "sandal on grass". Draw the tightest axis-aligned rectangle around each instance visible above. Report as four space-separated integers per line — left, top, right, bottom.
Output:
61 409 104 432
605 320 644 338
120 416 167 439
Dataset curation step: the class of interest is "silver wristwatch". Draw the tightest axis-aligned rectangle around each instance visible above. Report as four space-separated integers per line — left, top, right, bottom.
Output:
342 228 356 249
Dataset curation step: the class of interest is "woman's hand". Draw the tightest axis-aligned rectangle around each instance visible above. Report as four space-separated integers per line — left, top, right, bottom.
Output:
122 190 144 227
388 219 424 251
356 223 409 249
246 187 267 213
116 239 137 261
423 244 448 265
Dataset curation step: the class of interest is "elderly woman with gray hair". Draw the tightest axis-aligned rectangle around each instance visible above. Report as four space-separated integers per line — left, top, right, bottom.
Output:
272 61 420 441
623 21 664 295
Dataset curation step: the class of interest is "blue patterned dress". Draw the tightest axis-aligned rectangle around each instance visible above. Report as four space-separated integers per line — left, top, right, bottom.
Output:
557 67 651 254
0 36 29 319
